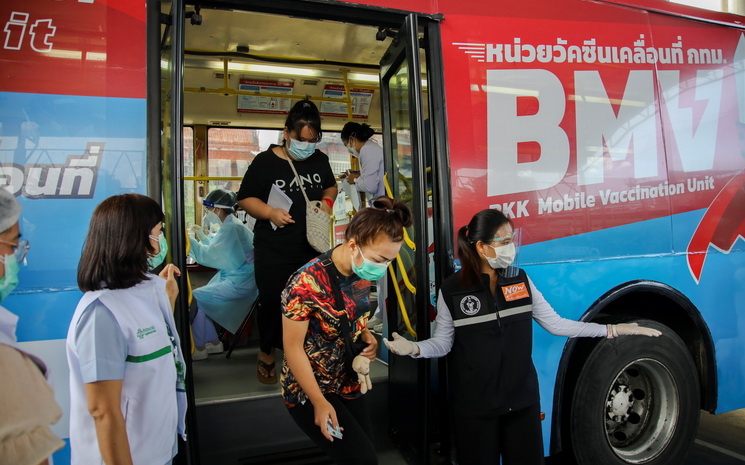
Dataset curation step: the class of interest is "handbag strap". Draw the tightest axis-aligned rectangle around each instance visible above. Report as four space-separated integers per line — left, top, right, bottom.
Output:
320 253 362 370
285 153 312 205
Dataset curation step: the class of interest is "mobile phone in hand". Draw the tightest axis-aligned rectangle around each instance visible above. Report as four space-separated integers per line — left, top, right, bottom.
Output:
327 419 343 439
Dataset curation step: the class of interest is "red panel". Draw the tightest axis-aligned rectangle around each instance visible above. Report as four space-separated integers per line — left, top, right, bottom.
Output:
0 0 146 98
440 4 745 244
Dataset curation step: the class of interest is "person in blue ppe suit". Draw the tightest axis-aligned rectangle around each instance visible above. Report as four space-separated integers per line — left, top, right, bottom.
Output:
189 188 258 360
0 188 64 465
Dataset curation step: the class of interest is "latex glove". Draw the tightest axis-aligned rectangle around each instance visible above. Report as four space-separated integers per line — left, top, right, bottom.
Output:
352 355 372 394
189 224 206 240
383 332 419 356
608 323 662 338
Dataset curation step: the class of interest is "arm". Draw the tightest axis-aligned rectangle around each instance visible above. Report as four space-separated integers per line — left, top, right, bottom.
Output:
412 290 455 358
188 224 245 270
385 290 454 359
238 197 294 228
84 380 133 465
355 144 382 196
320 185 338 215
529 277 607 338
282 316 338 441
158 264 181 312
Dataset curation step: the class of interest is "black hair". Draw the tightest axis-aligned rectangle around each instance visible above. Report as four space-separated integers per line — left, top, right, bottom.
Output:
345 196 413 246
456 209 513 287
341 122 375 143
78 194 164 291
284 99 322 142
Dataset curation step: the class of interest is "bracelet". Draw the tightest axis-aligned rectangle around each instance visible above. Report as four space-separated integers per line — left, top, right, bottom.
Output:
321 197 334 208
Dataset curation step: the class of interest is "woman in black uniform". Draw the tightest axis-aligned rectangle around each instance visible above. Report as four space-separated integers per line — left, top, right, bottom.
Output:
384 208 661 464
237 99 338 383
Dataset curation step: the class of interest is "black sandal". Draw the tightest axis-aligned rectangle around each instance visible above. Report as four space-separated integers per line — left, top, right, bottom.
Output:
257 358 277 384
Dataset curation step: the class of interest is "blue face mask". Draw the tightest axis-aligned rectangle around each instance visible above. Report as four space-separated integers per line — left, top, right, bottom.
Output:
0 254 20 302
288 137 317 161
148 233 168 269
351 247 390 281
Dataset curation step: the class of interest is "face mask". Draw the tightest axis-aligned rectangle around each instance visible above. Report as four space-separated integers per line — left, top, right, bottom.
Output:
203 210 221 227
352 247 389 281
148 233 168 269
288 138 317 161
0 254 20 302
347 143 360 158
483 242 516 269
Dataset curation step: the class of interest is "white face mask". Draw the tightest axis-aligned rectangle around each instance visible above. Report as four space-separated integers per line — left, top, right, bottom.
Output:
483 242 516 269
347 143 360 158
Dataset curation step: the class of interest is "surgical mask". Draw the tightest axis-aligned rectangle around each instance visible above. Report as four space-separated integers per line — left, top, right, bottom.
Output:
288 138 317 161
352 247 390 281
148 233 168 269
347 143 360 158
0 254 20 302
203 210 221 228
484 242 516 269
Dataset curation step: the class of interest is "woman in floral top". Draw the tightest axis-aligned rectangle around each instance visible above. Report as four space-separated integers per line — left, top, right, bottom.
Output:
281 196 413 465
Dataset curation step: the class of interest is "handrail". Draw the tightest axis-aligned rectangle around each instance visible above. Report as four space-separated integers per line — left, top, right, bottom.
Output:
383 173 416 251
388 261 417 339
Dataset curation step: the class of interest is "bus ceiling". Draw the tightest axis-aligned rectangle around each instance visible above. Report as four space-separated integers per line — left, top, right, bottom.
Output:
175 6 430 129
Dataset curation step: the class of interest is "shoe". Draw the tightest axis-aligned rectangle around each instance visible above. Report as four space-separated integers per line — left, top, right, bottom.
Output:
257 358 277 384
368 316 383 328
193 347 208 361
205 341 224 354
372 323 383 333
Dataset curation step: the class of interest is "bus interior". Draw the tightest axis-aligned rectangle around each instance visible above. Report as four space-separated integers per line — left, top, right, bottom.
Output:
160 2 445 463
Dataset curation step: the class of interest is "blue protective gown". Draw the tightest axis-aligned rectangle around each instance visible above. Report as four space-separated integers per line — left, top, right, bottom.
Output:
189 214 258 334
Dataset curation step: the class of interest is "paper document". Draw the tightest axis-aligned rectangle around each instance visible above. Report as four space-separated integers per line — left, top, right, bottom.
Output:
267 183 293 230
341 178 361 211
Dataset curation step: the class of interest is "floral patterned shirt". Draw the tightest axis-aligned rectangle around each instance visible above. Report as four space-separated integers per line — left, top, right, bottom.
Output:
280 250 372 407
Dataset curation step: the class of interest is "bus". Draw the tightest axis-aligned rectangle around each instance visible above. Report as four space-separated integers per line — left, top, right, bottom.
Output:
1 0 744 463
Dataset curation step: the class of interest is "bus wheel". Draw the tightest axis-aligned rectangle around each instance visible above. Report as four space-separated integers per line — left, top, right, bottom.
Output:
569 319 699 464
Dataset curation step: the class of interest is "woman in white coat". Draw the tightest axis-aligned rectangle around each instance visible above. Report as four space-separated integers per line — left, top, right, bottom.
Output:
341 122 385 206
189 188 258 360
67 193 185 465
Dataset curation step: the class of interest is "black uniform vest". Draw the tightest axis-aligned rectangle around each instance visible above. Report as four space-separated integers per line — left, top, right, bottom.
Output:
440 268 540 416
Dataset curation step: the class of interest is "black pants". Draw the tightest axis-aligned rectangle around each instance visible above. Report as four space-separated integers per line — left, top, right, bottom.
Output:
254 248 317 354
452 403 545 465
288 394 377 465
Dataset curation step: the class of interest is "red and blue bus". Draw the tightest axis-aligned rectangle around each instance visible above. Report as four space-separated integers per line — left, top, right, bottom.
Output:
1 0 744 463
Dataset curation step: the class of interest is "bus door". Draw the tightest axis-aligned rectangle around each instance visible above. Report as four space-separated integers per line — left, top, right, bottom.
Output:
379 13 444 464
159 1 199 463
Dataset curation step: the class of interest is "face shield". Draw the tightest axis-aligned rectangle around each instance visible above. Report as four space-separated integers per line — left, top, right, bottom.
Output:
201 199 232 235
487 227 522 278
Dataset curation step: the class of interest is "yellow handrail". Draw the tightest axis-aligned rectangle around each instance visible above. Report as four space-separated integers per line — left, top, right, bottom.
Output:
388 262 417 339
383 173 415 251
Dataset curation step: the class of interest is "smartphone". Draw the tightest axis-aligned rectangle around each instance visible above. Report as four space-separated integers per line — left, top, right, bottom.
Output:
326 418 343 440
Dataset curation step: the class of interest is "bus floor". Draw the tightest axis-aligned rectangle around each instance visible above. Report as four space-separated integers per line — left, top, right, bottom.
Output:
191 343 408 464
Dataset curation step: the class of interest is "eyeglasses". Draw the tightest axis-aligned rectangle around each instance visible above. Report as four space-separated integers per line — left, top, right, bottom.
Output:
0 238 29 262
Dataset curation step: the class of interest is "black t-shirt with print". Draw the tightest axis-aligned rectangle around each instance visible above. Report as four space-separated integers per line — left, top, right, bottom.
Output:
237 145 336 252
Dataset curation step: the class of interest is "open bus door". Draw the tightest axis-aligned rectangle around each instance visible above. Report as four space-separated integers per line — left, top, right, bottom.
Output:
379 13 440 464
159 1 199 463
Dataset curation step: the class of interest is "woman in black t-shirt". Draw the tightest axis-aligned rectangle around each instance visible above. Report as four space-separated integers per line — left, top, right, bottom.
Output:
237 100 338 384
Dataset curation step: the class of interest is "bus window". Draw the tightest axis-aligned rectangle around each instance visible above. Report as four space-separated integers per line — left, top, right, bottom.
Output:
183 126 195 226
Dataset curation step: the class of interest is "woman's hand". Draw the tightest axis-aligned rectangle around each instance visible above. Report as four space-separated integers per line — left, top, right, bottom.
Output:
159 264 181 310
345 170 360 184
313 398 341 442
360 329 378 361
269 208 294 228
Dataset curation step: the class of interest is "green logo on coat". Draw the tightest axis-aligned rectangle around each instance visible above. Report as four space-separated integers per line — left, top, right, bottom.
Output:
136 326 156 340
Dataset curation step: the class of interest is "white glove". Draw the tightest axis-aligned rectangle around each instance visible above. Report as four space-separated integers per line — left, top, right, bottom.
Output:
189 224 206 240
383 332 419 356
608 323 662 338
352 355 372 394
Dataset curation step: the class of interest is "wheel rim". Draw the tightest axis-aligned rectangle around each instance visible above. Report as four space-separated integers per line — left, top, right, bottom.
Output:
603 358 679 463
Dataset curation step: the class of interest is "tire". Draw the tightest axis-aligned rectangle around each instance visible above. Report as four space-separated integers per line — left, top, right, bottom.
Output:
569 319 700 464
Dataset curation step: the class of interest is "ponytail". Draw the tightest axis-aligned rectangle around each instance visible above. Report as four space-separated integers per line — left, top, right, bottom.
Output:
457 225 481 287
346 196 413 245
